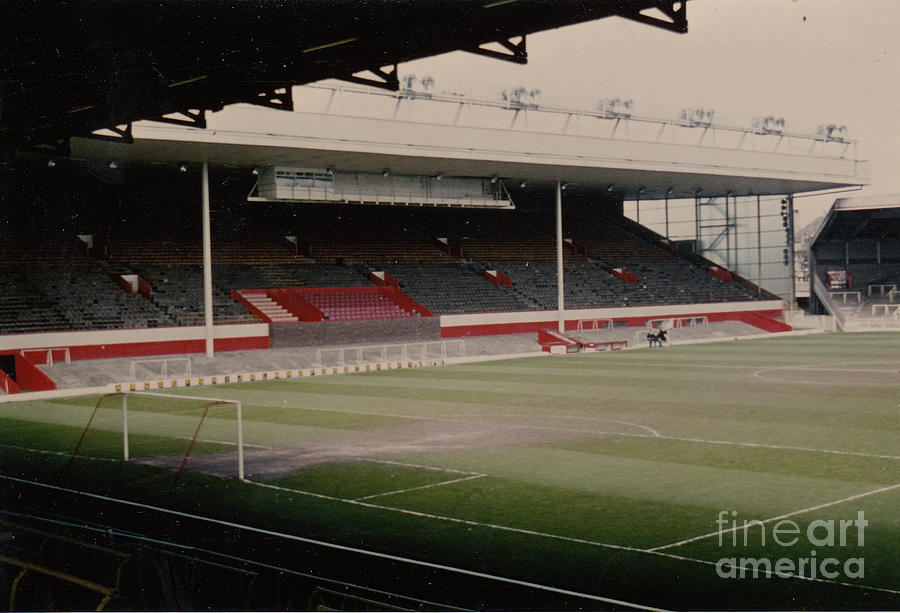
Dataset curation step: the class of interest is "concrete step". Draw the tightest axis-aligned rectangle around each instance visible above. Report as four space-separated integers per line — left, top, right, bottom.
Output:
240 291 299 323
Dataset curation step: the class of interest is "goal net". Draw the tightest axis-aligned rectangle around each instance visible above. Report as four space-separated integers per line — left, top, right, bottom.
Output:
65 391 244 488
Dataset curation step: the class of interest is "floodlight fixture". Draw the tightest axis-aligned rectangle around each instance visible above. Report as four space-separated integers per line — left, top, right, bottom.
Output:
382 168 391 177
108 161 118 169
325 166 336 176
490 175 499 184
178 162 188 172
435 172 444 181
47 159 56 168
251 166 261 176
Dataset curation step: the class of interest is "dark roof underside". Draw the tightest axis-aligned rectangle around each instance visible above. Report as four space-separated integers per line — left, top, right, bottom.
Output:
0 0 686 154
817 207 900 242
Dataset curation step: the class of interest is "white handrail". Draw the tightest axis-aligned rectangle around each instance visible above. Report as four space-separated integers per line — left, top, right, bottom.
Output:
20 347 71 366
129 357 192 379
314 340 465 366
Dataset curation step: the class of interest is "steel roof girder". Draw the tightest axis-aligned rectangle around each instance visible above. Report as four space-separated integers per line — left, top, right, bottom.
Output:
619 1 688 34
342 65 400 92
465 36 528 65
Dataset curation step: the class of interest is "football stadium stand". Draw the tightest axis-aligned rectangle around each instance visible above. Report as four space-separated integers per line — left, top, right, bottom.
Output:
0 200 765 335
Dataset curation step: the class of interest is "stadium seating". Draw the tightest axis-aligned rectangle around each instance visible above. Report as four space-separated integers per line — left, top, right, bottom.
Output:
385 263 532 314
0 197 761 334
564 216 676 264
298 289 411 321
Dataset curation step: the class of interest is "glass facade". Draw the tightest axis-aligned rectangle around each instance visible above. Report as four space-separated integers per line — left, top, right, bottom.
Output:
624 195 794 301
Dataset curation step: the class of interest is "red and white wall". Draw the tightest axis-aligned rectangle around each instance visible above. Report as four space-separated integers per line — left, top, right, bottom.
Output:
439 300 789 337
0 323 269 362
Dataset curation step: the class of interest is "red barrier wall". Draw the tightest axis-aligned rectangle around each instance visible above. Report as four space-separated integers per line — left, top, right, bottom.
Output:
538 328 577 346
441 306 790 338
484 270 512 289
610 268 638 283
382 286 433 317
117 275 135 295
58 336 268 361
708 267 733 283
0 368 21 394
138 276 153 297
269 289 324 321
370 271 400 288
1 327 269 364
14 353 56 391
737 311 792 332
231 290 274 323
658 240 675 254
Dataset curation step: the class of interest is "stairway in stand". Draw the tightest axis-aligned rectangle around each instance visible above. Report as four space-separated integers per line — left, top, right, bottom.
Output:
240 290 298 323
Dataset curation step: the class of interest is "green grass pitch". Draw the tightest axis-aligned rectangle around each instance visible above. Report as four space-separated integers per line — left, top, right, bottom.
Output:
1 333 899 609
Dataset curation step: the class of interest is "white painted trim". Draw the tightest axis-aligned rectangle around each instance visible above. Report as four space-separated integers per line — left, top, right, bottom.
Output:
440 301 784 328
0 323 269 352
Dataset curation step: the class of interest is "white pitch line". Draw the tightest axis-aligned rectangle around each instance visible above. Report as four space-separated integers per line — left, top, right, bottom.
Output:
762 365 900 374
649 481 900 552
752 363 900 386
242 478 900 597
356 457 482 475
651 434 900 461
355 474 487 501
444 414 662 438
7 472 897 598
242 478 645 554
177 436 271 449
0 476 660 611
594 419 661 438
239 399 900 461
0 443 120 462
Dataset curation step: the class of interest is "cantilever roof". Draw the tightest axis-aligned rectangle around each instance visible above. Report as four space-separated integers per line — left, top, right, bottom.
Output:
0 0 687 154
813 195 900 243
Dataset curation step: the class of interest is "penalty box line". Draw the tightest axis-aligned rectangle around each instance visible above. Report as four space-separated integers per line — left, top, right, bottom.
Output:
246 479 900 597
0 475 659 612
649 481 900 552
249 400 900 462
6 473 895 599
354 473 487 501
356 457 483 475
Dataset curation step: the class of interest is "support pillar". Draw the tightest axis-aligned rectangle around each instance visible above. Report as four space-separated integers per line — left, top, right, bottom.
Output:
876 240 882 277
725 194 731 269
787 194 796 307
694 195 701 255
556 180 565 332
664 195 670 239
756 195 762 298
201 162 214 358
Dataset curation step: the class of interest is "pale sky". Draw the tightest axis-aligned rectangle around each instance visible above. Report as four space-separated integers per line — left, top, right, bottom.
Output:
404 0 900 227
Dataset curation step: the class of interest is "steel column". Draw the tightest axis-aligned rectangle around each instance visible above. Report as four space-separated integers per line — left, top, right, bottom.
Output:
756 195 762 297
788 194 796 307
201 162 214 357
556 180 565 332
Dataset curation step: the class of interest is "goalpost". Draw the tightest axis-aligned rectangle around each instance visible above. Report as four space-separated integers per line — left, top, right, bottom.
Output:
65 391 244 488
